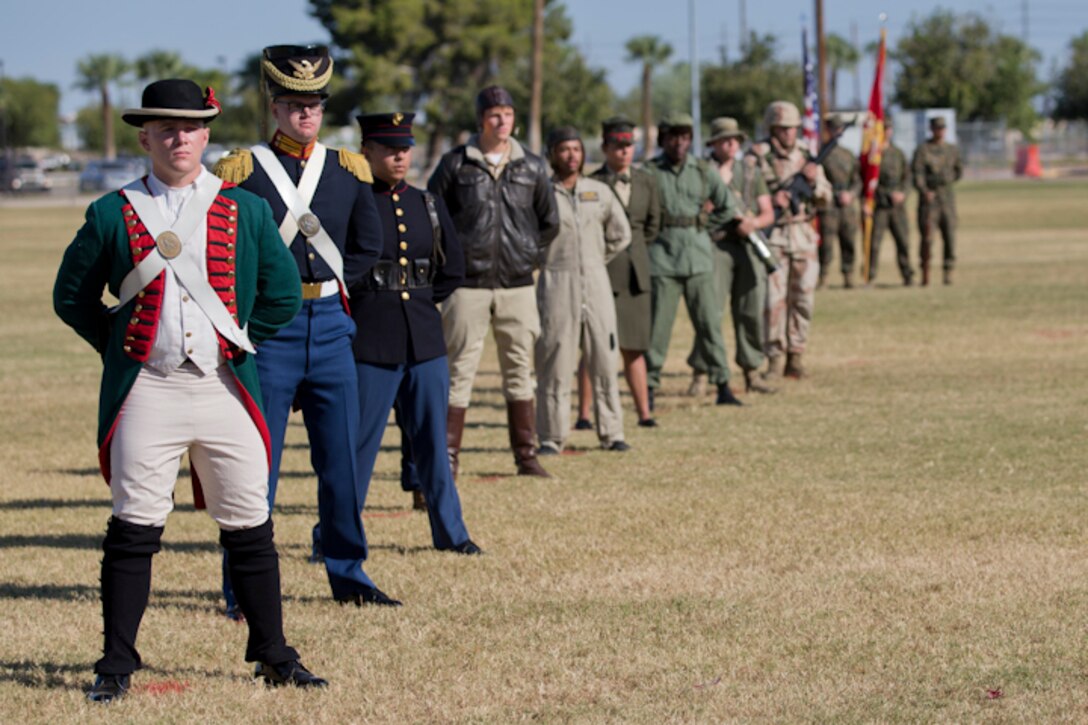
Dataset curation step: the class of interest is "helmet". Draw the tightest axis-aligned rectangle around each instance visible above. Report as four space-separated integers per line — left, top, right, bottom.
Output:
764 101 801 129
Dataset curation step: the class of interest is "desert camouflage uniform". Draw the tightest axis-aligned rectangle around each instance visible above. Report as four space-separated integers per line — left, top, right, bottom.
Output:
748 137 831 361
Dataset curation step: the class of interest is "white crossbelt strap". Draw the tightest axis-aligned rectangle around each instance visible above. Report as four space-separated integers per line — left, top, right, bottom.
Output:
249 143 348 297
115 175 256 354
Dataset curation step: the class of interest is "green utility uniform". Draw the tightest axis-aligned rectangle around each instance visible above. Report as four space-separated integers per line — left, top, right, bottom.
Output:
688 154 769 375
645 154 738 390
869 142 913 283
911 137 962 274
818 145 861 280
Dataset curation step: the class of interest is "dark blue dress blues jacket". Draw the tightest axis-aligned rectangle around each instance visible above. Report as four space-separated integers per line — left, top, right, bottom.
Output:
239 145 383 281
347 179 465 364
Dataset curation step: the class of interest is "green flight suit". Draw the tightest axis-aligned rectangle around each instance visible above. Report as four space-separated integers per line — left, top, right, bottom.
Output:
688 154 768 375
818 145 860 277
912 138 962 271
869 143 912 283
644 154 738 389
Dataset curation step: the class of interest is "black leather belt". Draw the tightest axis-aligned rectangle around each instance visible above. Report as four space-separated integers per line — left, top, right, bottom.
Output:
358 259 434 291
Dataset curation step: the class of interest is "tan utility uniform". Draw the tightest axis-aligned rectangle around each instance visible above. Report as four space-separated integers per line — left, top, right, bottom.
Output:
535 176 631 450
749 137 832 358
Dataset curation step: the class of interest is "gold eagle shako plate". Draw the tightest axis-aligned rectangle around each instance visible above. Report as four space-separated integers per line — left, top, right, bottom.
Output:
298 212 322 238
156 231 183 259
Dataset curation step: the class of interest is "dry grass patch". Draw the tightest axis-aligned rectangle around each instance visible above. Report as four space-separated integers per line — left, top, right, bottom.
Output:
1 179 1087 722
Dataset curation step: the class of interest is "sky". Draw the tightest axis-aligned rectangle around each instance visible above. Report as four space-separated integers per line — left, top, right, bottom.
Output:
1 0 1085 117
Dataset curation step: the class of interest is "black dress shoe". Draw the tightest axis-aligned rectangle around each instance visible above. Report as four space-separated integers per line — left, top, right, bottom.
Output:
573 417 593 430
87 673 130 703
337 585 403 607
637 418 658 428
716 384 743 406
607 440 631 452
255 660 328 688
536 444 560 456
441 539 483 555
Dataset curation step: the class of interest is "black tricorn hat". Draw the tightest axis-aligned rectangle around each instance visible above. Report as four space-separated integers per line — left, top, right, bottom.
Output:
476 85 515 117
121 79 220 127
262 44 334 98
357 112 416 147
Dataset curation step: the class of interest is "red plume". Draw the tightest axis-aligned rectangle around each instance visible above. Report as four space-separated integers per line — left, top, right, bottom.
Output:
204 87 221 112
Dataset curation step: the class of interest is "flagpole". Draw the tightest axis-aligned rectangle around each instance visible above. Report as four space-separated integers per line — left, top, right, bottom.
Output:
860 16 888 284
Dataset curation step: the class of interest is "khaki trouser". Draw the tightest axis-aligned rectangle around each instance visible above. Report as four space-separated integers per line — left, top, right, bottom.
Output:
765 221 819 358
442 285 540 409
535 274 624 450
109 364 270 530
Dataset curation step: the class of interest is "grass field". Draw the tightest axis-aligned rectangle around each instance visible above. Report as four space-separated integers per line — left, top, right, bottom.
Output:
1 178 1086 722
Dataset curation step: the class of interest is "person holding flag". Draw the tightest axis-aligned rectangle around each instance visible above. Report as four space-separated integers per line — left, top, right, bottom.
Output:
859 27 888 286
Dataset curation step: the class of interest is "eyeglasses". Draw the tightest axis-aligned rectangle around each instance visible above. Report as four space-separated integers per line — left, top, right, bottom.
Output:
275 99 326 115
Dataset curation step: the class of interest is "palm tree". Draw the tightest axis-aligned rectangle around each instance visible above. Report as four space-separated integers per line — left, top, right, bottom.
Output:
75 53 129 160
134 51 187 82
825 34 860 110
625 35 673 159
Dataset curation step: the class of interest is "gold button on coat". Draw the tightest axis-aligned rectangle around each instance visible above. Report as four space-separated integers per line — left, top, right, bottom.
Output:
398 223 407 233
400 291 410 300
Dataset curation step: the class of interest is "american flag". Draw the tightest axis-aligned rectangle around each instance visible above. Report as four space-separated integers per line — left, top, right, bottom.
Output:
801 26 820 155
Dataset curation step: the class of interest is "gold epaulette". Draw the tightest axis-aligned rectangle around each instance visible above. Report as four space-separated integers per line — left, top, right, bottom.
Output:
338 148 373 183
213 149 254 184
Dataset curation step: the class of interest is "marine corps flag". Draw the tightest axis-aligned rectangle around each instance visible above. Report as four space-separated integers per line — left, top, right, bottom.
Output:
859 27 887 283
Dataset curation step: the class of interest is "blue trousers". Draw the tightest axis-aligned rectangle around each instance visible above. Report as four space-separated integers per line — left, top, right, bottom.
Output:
357 356 470 549
224 296 375 603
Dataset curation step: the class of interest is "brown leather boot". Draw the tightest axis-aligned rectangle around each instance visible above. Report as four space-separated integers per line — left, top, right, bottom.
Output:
744 368 777 394
446 405 466 480
943 269 953 285
506 399 550 477
921 265 930 287
784 352 805 379
763 355 784 382
686 372 708 397
411 490 427 511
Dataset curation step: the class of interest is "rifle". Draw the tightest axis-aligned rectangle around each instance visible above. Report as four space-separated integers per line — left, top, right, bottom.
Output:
772 118 856 223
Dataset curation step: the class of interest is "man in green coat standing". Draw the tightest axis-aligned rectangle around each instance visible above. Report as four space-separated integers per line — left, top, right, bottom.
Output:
868 117 913 285
912 116 962 285
53 79 323 702
644 112 742 406
818 115 861 289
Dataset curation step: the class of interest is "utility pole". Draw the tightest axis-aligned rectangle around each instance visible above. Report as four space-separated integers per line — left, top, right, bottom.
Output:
690 0 701 149
815 0 828 136
528 0 544 155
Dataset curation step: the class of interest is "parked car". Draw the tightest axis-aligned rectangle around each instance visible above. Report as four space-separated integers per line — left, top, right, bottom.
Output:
0 156 53 193
79 158 147 193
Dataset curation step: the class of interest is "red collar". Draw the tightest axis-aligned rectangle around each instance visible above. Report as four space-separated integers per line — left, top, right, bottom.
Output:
270 130 316 160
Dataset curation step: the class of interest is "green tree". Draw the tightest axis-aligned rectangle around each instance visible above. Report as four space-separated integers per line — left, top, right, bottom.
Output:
134 51 187 82
701 33 802 136
312 0 607 166
494 5 613 142
1052 31 1088 120
75 105 142 156
0 77 61 148
825 33 859 110
892 10 1040 132
625 34 672 159
75 53 130 159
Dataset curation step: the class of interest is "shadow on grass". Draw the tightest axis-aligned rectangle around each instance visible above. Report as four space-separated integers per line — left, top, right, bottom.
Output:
0 659 86 690
0 497 111 510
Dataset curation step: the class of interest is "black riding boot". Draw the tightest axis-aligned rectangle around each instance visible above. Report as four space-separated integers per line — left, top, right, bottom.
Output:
220 518 298 666
94 517 163 675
